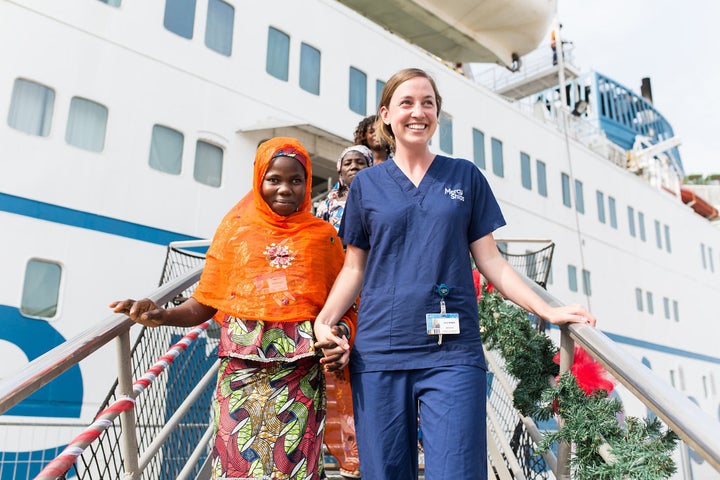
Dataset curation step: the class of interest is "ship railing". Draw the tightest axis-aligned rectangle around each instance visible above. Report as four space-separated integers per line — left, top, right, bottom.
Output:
2 243 720 478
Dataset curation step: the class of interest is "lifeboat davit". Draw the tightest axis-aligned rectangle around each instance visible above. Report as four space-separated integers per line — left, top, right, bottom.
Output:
680 187 719 220
336 0 556 68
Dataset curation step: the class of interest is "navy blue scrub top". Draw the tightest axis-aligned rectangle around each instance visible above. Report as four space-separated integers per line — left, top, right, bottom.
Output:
339 155 506 372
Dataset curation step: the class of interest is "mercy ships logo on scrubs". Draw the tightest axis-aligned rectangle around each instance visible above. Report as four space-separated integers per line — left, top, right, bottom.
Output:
444 187 465 201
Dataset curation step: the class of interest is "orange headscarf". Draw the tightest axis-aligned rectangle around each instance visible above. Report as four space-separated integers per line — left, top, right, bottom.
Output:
193 137 352 325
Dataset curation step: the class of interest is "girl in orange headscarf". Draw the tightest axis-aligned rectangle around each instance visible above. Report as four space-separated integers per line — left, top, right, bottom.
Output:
111 137 356 480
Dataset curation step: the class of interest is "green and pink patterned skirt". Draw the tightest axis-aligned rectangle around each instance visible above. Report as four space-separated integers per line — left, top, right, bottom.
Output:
210 356 326 480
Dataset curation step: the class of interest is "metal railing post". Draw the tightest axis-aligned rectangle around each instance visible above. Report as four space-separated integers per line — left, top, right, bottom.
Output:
556 325 575 479
117 330 140 480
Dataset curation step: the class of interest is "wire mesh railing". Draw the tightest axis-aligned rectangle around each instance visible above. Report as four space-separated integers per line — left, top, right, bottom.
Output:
71 241 215 480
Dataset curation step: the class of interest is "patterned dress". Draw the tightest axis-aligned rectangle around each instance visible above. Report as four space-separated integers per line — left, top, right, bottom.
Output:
211 317 325 480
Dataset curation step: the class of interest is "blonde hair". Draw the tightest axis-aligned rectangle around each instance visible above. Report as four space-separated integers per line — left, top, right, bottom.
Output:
376 68 443 150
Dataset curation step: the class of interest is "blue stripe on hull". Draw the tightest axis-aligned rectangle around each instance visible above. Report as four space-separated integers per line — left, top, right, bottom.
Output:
0 192 199 245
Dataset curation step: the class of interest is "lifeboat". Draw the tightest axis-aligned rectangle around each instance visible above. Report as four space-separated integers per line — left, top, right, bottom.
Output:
680 186 719 220
336 0 556 68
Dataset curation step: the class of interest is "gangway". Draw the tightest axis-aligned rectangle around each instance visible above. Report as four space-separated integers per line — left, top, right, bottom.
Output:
1 240 719 479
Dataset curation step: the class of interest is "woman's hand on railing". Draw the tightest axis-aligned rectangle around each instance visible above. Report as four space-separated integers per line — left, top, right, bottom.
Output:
543 304 596 327
109 298 166 327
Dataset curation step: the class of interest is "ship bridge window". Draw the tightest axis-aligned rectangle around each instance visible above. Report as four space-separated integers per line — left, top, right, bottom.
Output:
21 259 62 319
582 269 592 296
561 173 571 208
205 0 234 56
149 124 184 175
663 297 670 319
490 138 504 178
627 206 636 237
8 78 55 137
472 129 485 170
164 0 196 39
66 97 108 152
596 191 606 223
663 224 672 253
349 67 367 116
536 160 547 197
574 180 585 214
194 140 223 187
638 211 646 241
654 220 662 249
266 27 289 81
439 113 453 154
646 291 654 315
299 43 321 95
520 152 531 190
608 196 618 229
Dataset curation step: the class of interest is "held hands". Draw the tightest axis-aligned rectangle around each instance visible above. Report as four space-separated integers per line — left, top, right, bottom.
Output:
544 304 597 327
109 298 166 328
314 323 351 372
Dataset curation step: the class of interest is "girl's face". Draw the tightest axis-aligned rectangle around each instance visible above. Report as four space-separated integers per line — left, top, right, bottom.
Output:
261 156 307 216
338 151 369 187
380 76 438 149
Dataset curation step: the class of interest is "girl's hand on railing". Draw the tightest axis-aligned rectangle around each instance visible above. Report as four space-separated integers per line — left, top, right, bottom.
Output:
109 298 166 327
544 304 596 327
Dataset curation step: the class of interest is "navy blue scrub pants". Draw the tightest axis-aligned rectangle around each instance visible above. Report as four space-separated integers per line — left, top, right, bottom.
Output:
351 365 487 480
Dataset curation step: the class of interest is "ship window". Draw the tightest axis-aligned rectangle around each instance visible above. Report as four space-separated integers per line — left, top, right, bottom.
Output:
709 247 715 272
654 220 662 249
663 297 670 319
439 113 453 154
8 78 55 137
582 269 591 296
376 80 385 111
299 43 321 95
561 173 571 208
596 191 606 223
266 27 290 81
646 291 654 315
520 152 531 190
627 206 636 237
21 259 61 318
669 370 675 388
66 97 108 152
349 67 367 115
149 125 184 175
164 0 196 39
574 179 584 213
608 196 617 229
194 140 223 187
672 300 679 322
490 138 504 177
205 0 234 56
472 129 485 170
567 264 577 292
536 160 547 197
663 224 671 253
635 287 643 311
97 0 121 6
701 243 707 269
638 211 646 241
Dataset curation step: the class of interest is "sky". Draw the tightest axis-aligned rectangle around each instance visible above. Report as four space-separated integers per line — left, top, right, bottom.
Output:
556 0 720 177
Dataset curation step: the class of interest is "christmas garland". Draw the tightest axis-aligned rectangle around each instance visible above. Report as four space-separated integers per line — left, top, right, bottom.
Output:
478 287 678 479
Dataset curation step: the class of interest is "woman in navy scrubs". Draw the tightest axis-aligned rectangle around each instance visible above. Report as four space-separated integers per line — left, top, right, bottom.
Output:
314 68 596 480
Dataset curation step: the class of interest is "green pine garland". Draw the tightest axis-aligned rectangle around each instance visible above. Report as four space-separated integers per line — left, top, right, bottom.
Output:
478 287 678 479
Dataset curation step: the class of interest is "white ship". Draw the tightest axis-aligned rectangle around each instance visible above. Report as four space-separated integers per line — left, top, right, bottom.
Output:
1 0 719 478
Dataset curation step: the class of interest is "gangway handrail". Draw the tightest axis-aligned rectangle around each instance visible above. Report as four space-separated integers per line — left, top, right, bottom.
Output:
518 275 720 473
0 264 204 416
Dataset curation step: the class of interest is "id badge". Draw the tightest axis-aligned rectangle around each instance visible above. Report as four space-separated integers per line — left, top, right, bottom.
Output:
425 313 460 335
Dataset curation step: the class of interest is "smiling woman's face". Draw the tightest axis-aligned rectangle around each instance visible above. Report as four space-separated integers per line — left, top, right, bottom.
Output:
261 156 307 216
